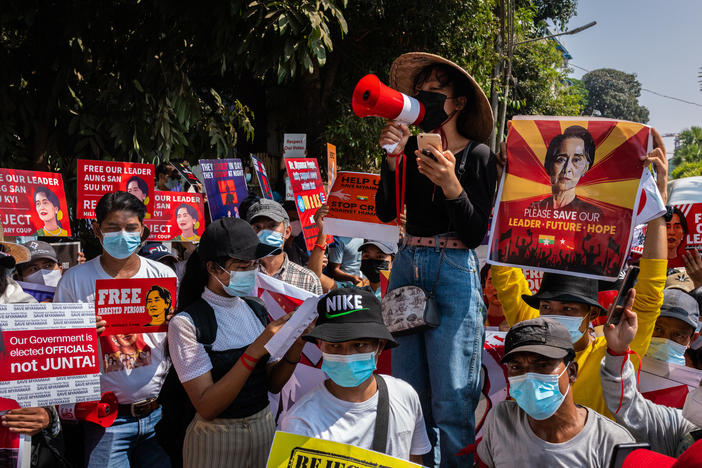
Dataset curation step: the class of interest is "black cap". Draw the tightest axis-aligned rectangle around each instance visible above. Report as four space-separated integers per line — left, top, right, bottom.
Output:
21 240 58 264
304 288 398 348
501 317 574 363
198 218 280 262
522 273 605 312
139 242 178 262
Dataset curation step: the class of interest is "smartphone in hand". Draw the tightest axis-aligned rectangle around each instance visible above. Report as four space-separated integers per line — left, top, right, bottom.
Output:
606 266 640 326
417 133 442 161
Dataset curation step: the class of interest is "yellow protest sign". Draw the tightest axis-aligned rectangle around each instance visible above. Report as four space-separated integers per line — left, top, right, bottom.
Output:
266 431 423 468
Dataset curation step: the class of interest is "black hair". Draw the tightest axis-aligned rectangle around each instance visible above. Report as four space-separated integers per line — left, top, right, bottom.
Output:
177 248 231 311
544 125 596 176
176 204 199 223
685 347 702 370
95 191 147 224
155 162 172 179
126 176 149 197
671 207 689 236
238 194 261 221
480 264 491 289
413 63 473 138
33 186 63 229
0 267 7 298
147 285 173 311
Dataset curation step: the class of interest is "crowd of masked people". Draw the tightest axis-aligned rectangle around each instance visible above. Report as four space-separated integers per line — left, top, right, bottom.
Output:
1 51 701 468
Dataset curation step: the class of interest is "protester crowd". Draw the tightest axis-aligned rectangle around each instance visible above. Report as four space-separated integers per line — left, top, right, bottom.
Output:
1 51 701 468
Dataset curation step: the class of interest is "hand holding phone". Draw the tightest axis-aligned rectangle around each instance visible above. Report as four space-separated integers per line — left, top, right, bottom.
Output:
606 266 640 326
417 133 442 161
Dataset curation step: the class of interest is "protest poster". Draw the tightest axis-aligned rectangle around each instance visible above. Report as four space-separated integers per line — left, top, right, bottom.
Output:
326 143 337 187
639 355 702 409
50 241 81 270
15 281 54 303
487 117 650 281
325 171 400 243
95 277 177 335
145 191 204 242
285 158 326 251
199 158 248 220
0 169 71 237
266 431 421 468
524 270 543 294
283 133 306 158
666 203 702 268
0 303 101 408
77 159 155 219
251 155 273 199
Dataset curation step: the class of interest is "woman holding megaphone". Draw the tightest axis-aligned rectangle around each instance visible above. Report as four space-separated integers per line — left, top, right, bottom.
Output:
373 53 497 468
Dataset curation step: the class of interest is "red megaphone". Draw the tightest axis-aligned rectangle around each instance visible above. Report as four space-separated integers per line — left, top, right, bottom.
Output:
57 392 119 428
352 74 426 153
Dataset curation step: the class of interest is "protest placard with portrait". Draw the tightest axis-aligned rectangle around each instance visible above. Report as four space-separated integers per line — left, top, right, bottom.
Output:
200 158 249 220
145 191 205 242
77 160 155 218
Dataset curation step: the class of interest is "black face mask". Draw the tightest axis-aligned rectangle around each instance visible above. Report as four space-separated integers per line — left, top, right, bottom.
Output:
360 259 390 283
415 90 451 132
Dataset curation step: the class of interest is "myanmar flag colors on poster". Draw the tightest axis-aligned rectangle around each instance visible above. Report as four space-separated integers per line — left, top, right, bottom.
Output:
487 116 650 280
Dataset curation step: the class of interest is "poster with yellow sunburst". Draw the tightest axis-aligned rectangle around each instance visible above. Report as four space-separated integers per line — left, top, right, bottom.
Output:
487 116 650 280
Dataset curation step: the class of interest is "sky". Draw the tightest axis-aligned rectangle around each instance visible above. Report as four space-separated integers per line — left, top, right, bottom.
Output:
558 0 702 150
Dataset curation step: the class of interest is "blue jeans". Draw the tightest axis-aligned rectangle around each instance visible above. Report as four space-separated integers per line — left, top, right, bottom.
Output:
389 244 485 468
84 407 171 468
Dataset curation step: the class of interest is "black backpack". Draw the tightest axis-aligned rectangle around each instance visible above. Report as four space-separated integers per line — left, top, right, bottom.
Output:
155 296 269 468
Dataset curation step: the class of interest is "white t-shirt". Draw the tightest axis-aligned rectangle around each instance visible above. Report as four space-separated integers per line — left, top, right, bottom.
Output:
477 401 634 468
168 287 265 383
279 375 431 460
54 256 176 404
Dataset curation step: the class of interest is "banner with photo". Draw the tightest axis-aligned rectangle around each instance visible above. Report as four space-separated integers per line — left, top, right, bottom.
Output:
251 155 273 200
487 117 650 280
200 158 248 220
0 303 101 407
145 192 205 242
77 160 155 218
666 203 702 268
0 169 71 237
285 158 326 251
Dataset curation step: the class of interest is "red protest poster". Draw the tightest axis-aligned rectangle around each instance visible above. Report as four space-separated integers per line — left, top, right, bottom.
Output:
488 117 649 280
0 169 71 237
326 143 337 187
285 158 326 251
667 203 702 268
145 192 205 242
95 277 177 334
77 159 155 218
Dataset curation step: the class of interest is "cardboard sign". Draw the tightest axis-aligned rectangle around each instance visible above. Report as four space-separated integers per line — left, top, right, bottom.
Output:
200 158 249 220
266 432 421 468
0 303 101 407
488 117 650 281
667 203 702 268
251 155 273 200
285 158 326 251
0 169 71 237
326 171 400 243
95 277 177 334
326 143 337 187
283 133 306 158
145 192 205 242
77 159 155 219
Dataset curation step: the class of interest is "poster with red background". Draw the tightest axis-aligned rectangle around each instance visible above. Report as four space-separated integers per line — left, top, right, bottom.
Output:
95 277 177 335
77 159 155 218
667 203 702 268
251 155 273 200
0 169 71 237
285 158 326 251
488 117 649 280
145 192 204 242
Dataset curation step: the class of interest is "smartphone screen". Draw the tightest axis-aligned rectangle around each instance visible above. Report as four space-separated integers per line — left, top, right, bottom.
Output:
609 443 650 468
606 266 640 326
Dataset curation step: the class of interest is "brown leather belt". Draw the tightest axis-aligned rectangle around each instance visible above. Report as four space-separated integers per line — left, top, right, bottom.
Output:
405 235 467 249
118 398 159 418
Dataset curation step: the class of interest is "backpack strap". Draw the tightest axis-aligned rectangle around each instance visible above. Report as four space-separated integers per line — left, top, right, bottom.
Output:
242 296 270 327
371 374 390 454
457 140 476 178
186 298 218 351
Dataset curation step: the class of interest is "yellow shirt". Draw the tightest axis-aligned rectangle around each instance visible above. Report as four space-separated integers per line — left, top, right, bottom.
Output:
491 258 666 419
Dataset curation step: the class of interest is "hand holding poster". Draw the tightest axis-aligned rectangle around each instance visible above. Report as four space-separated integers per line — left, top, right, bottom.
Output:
487 117 650 280
95 277 177 334
145 192 204 242
251 155 273 199
0 169 71 237
77 160 155 218
325 171 400 243
200 158 248 220
285 158 326 251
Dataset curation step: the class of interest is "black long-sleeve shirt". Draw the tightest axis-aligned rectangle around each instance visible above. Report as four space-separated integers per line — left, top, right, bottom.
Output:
375 136 497 248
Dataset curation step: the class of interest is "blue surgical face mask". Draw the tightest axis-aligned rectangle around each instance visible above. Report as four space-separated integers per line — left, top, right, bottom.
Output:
646 337 687 366
548 315 586 343
101 230 142 259
245 173 252 183
321 350 378 387
508 365 570 420
258 229 284 248
216 264 257 297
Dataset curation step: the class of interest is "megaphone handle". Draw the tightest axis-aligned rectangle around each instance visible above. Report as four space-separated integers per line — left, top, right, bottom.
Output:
382 142 399 154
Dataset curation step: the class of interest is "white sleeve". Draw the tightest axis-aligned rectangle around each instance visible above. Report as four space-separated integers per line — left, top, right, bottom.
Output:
168 313 213 383
408 391 432 456
279 413 315 437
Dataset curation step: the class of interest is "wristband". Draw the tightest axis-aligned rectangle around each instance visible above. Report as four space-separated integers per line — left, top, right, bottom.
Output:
242 352 259 364
607 347 630 356
313 243 326 251
240 356 255 371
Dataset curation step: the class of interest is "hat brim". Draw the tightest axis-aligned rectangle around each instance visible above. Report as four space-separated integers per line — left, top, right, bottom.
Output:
248 212 287 224
303 322 398 349
389 52 494 143
357 242 395 255
0 242 31 265
501 344 569 364
522 292 606 313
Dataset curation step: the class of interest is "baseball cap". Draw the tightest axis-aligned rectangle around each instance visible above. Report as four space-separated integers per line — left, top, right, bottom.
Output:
358 240 398 255
501 317 574 364
0 242 31 269
20 240 58 264
304 287 398 348
666 268 695 293
246 198 289 224
522 273 605 313
139 242 178 262
660 288 699 330
198 217 279 262
622 439 702 468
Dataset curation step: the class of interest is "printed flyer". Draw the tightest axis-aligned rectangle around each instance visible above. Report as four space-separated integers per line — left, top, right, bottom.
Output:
145 191 205 242
200 158 248 220
77 160 154 218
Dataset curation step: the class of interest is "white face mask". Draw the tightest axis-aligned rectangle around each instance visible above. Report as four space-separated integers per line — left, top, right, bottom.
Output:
25 268 62 287
682 385 702 427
